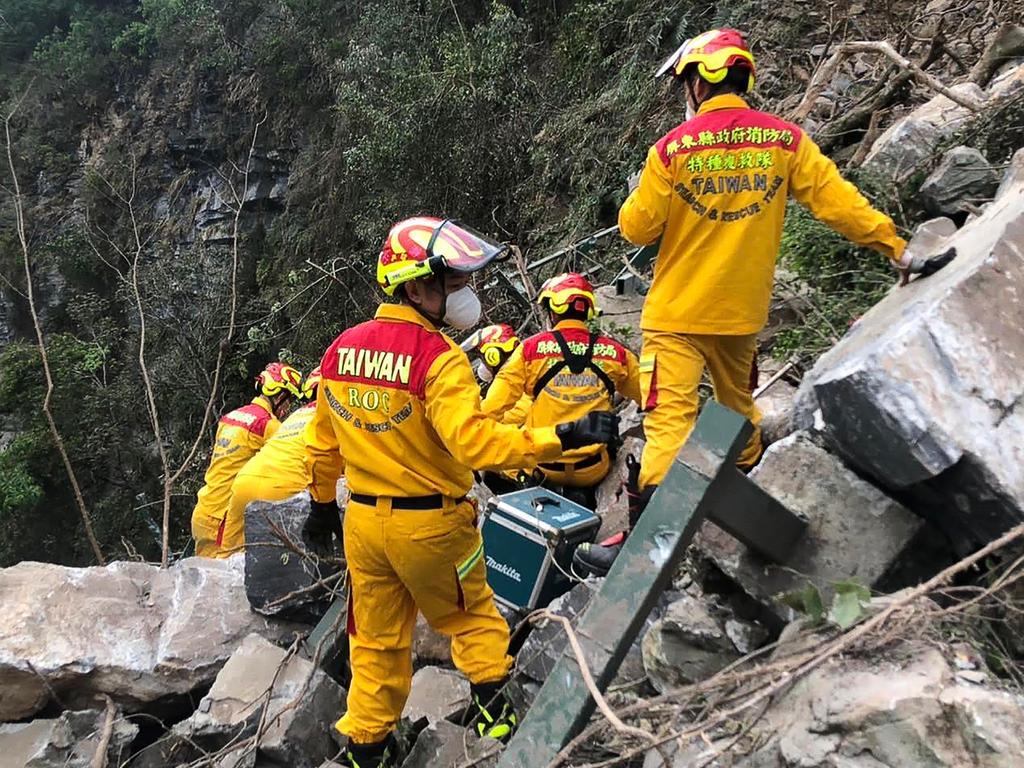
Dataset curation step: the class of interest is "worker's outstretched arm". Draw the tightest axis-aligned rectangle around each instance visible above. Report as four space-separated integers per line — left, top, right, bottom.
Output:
481 345 528 419
425 348 562 471
617 347 642 404
618 144 674 246
304 392 345 504
789 132 907 262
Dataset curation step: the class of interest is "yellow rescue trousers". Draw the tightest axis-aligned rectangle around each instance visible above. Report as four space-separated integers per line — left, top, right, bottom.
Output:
639 330 762 488
215 474 304 556
338 498 512 745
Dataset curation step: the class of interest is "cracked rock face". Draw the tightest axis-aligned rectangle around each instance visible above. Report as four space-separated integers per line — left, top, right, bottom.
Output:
794 179 1024 550
0 708 138 767
0 556 302 721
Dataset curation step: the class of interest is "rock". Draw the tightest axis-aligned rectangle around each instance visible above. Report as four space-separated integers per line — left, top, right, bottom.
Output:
594 436 645 540
641 594 744 693
919 146 1000 215
173 633 344 768
756 377 797 446
695 432 925 625
245 493 340 624
413 612 452 666
0 709 138 768
617 399 645 440
996 147 1024 200
401 720 499 768
793 185 1024 551
404 667 469 726
863 83 986 178
756 642 1024 767
594 284 643 353
0 556 302 721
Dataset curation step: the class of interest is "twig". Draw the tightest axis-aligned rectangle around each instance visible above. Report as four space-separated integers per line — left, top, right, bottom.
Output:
534 609 656 745
90 695 117 768
3 88 105 564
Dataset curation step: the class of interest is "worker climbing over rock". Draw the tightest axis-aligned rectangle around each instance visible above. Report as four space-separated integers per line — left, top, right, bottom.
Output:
574 28 917 577
191 362 304 558
482 272 640 509
220 366 325 556
304 216 617 768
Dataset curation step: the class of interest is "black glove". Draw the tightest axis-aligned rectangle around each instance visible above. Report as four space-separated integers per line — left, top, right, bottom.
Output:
303 499 343 557
555 411 619 452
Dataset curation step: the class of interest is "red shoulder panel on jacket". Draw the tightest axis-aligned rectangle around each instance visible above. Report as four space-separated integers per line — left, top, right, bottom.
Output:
320 318 450 399
219 402 273 436
656 108 803 165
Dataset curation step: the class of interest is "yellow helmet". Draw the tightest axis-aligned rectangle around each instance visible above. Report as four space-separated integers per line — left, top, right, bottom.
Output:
656 28 756 92
536 272 599 321
301 366 322 400
377 216 510 297
476 324 520 368
255 362 303 399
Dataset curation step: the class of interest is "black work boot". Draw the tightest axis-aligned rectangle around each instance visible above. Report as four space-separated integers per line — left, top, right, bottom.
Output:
572 467 655 578
467 678 517 742
342 734 397 768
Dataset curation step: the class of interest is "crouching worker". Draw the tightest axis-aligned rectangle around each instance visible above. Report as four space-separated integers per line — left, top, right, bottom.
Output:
303 217 618 768
481 272 640 510
191 362 304 557
468 323 531 425
221 367 325 556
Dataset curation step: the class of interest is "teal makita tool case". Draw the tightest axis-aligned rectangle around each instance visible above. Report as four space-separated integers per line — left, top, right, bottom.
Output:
481 487 601 610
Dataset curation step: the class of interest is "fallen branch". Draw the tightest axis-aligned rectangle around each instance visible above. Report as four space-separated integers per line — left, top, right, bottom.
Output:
90 695 117 768
790 39 984 129
3 89 105 564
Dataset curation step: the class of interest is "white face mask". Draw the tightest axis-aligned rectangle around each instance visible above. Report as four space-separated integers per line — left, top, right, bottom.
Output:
443 285 482 330
473 358 493 383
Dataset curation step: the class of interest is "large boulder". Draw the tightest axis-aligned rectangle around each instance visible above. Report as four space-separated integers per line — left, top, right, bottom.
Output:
0 708 138 768
920 146 999 216
644 641 1024 767
594 284 643 353
793 175 1024 551
170 633 344 768
0 556 302 721
641 594 753 693
695 432 926 625
245 493 341 624
400 720 499 768
863 83 986 178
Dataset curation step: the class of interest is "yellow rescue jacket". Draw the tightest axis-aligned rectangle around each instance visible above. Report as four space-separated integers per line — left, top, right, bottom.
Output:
481 319 640 462
619 94 907 335
234 401 316 489
192 397 280 524
500 394 532 426
305 304 563 503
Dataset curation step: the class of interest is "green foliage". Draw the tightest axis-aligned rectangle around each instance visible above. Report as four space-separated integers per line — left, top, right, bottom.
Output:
779 580 872 630
772 197 896 362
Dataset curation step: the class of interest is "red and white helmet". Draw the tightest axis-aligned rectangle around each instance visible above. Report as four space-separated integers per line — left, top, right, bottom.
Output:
475 324 520 368
656 28 756 92
536 272 599 321
377 216 509 296
255 362 303 399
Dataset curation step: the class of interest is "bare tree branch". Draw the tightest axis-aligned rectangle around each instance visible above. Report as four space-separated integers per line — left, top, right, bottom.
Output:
3 89 105 565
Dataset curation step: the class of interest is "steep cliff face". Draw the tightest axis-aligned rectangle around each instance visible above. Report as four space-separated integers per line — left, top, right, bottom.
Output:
1 0 1020 566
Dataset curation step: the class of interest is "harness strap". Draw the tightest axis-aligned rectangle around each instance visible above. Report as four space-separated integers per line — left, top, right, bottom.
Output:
532 330 615 403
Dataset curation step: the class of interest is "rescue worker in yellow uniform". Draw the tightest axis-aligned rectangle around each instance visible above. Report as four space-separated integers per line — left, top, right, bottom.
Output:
468 323 531 425
482 273 641 509
191 362 304 557
303 216 617 768
223 367 324 554
575 28 911 576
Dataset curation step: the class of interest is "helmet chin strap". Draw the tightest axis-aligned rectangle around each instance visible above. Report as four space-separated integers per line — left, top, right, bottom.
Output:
685 75 703 113
410 272 448 326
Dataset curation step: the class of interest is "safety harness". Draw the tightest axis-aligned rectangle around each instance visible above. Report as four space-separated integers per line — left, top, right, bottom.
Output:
530 330 616 404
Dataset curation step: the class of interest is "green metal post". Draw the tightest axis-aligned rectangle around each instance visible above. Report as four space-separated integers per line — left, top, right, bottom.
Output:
498 402 752 767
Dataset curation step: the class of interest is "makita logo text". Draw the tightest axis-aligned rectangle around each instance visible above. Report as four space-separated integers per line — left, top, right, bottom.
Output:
486 555 522 583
